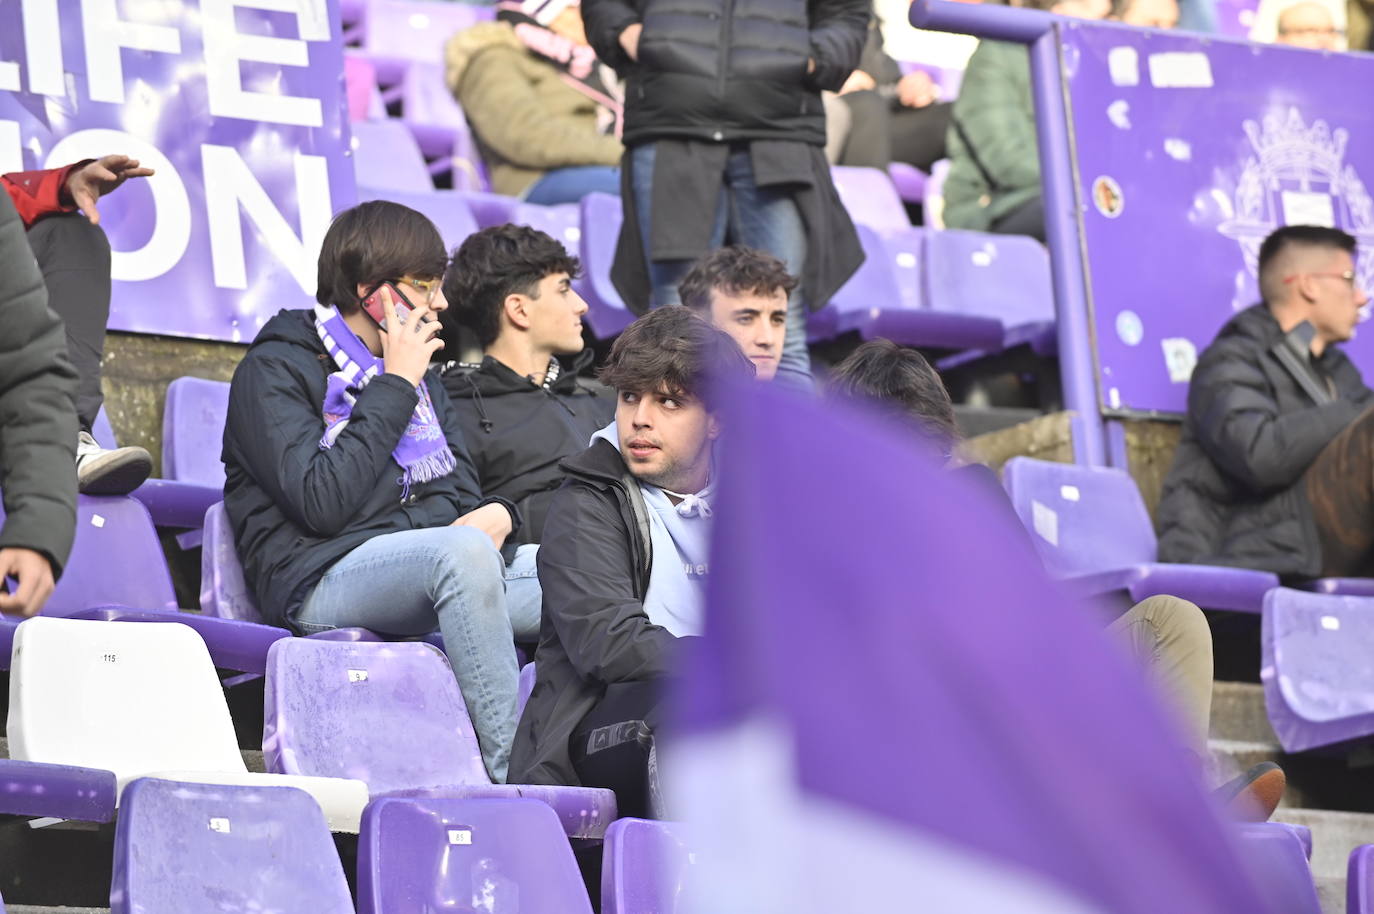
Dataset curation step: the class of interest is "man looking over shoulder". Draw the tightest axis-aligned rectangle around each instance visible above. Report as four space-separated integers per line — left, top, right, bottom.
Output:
1158 224 1374 580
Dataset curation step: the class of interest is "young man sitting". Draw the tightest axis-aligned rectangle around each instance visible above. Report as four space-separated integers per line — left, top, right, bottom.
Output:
509 306 755 817
678 245 795 383
222 201 538 783
439 224 614 544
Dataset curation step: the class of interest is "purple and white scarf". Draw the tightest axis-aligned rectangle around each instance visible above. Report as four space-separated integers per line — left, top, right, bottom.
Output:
314 304 456 497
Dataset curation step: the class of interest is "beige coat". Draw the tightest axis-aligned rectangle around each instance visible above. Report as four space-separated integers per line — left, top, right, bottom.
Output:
444 22 622 198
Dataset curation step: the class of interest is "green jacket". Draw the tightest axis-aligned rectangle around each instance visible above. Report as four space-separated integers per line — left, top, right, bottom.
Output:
445 22 623 198
943 40 1041 232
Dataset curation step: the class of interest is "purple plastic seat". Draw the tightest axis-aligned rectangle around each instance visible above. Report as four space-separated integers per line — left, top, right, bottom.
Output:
110 778 355 914
363 0 493 84
926 229 1057 360
345 53 385 121
578 192 637 338
887 162 927 204
1001 457 1279 613
68 606 290 677
359 796 594 914
351 120 434 194
1350 845 1374 914
831 165 911 235
810 223 1005 351
513 201 583 255
458 190 521 228
356 186 479 250
1303 577 1374 597
602 818 693 914
1234 823 1322 914
0 759 116 823
1261 587 1374 752
263 638 616 839
41 495 179 617
162 378 229 489
398 62 490 190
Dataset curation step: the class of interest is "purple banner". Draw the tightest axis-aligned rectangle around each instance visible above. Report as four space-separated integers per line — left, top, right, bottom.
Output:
1062 22 1374 414
0 0 356 342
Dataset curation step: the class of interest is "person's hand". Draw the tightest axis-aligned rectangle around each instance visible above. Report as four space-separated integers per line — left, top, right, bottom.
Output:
63 155 155 225
897 70 939 108
378 289 444 387
839 69 877 95
451 502 514 551
0 548 56 617
619 23 642 61
807 57 816 74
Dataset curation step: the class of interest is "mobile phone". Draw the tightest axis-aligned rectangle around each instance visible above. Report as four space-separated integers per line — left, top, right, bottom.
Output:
361 282 414 328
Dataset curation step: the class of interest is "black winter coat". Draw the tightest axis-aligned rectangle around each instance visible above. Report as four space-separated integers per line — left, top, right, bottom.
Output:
509 438 686 787
222 310 500 629
0 193 79 576
440 352 614 545
582 0 869 146
1156 304 1374 577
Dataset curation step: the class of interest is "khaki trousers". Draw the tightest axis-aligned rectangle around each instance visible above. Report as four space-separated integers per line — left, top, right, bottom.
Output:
1107 595 1214 753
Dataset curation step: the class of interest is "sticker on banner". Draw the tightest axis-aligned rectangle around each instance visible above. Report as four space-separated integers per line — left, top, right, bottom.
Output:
448 829 473 845
1109 387 1122 409
1093 176 1124 218
1162 338 1198 383
209 818 231 834
1108 46 1139 85
1322 616 1341 631
1147 52 1214 88
1116 310 1144 346
348 669 369 683
1031 501 1059 547
1107 100 1131 130
1164 138 1192 161
1281 191 1335 228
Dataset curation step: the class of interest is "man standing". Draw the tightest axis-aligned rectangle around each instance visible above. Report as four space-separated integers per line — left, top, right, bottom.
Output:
510 307 755 816
1157 225 1374 580
439 224 615 543
678 246 795 383
581 0 867 388
4 156 156 495
0 192 79 617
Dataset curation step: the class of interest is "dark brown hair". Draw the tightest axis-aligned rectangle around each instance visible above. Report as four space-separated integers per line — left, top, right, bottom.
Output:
315 200 447 314
829 339 960 454
678 246 798 313
442 224 582 349
599 307 756 409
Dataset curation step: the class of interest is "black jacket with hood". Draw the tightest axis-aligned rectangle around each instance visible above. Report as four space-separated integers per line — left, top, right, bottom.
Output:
508 437 687 786
1156 304 1373 577
440 351 614 545
222 309 513 630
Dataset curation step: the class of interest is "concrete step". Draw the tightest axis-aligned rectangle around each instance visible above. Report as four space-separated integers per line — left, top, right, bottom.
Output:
1210 681 1277 745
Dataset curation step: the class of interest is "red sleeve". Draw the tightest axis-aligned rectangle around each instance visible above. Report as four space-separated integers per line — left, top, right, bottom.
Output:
2 161 90 229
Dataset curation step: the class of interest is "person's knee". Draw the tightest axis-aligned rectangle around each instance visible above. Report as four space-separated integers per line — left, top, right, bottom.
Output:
424 525 501 582
28 213 111 266
1134 594 1210 649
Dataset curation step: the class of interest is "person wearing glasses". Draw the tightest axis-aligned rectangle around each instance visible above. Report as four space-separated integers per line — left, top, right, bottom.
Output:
1158 225 1374 581
222 200 540 783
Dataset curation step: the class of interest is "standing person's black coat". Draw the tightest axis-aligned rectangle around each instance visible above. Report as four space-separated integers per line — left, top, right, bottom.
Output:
1156 304 1374 577
509 438 685 787
222 309 513 630
581 0 869 147
440 351 614 545
0 193 79 577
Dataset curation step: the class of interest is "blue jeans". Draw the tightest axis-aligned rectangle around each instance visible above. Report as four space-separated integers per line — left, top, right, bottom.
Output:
523 166 621 206
295 528 542 783
630 142 812 389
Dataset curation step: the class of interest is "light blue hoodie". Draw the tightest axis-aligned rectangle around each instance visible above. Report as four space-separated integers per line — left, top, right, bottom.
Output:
591 422 711 637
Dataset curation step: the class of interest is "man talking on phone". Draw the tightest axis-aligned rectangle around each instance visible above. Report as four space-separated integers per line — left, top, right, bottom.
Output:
222 200 539 783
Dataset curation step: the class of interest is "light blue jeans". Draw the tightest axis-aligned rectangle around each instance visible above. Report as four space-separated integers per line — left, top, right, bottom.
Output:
295 527 541 783
630 142 812 389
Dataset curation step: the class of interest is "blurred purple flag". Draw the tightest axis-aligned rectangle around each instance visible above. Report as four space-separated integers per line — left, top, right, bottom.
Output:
664 382 1279 913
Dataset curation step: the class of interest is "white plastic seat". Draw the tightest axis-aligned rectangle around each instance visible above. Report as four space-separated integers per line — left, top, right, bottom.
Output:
7 618 368 832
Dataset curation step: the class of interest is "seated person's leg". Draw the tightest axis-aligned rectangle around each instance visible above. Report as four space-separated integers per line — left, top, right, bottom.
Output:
1305 405 1374 577
989 195 1045 242
570 679 665 820
835 90 892 171
295 524 527 782
1106 595 1212 754
25 212 151 494
522 166 621 206
888 101 953 174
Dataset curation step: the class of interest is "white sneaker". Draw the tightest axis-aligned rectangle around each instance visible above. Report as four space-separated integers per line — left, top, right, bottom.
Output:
76 430 152 496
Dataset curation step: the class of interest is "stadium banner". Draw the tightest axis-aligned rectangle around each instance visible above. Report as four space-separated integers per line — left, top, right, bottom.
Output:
0 0 355 342
1061 22 1374 415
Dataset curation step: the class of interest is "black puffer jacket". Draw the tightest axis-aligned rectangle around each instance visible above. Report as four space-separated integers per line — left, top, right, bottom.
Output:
509 438 687 787
582 0 869 146
440 351 614 545
0 192 78 577
1156 304 1373 577
223 310 508 629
